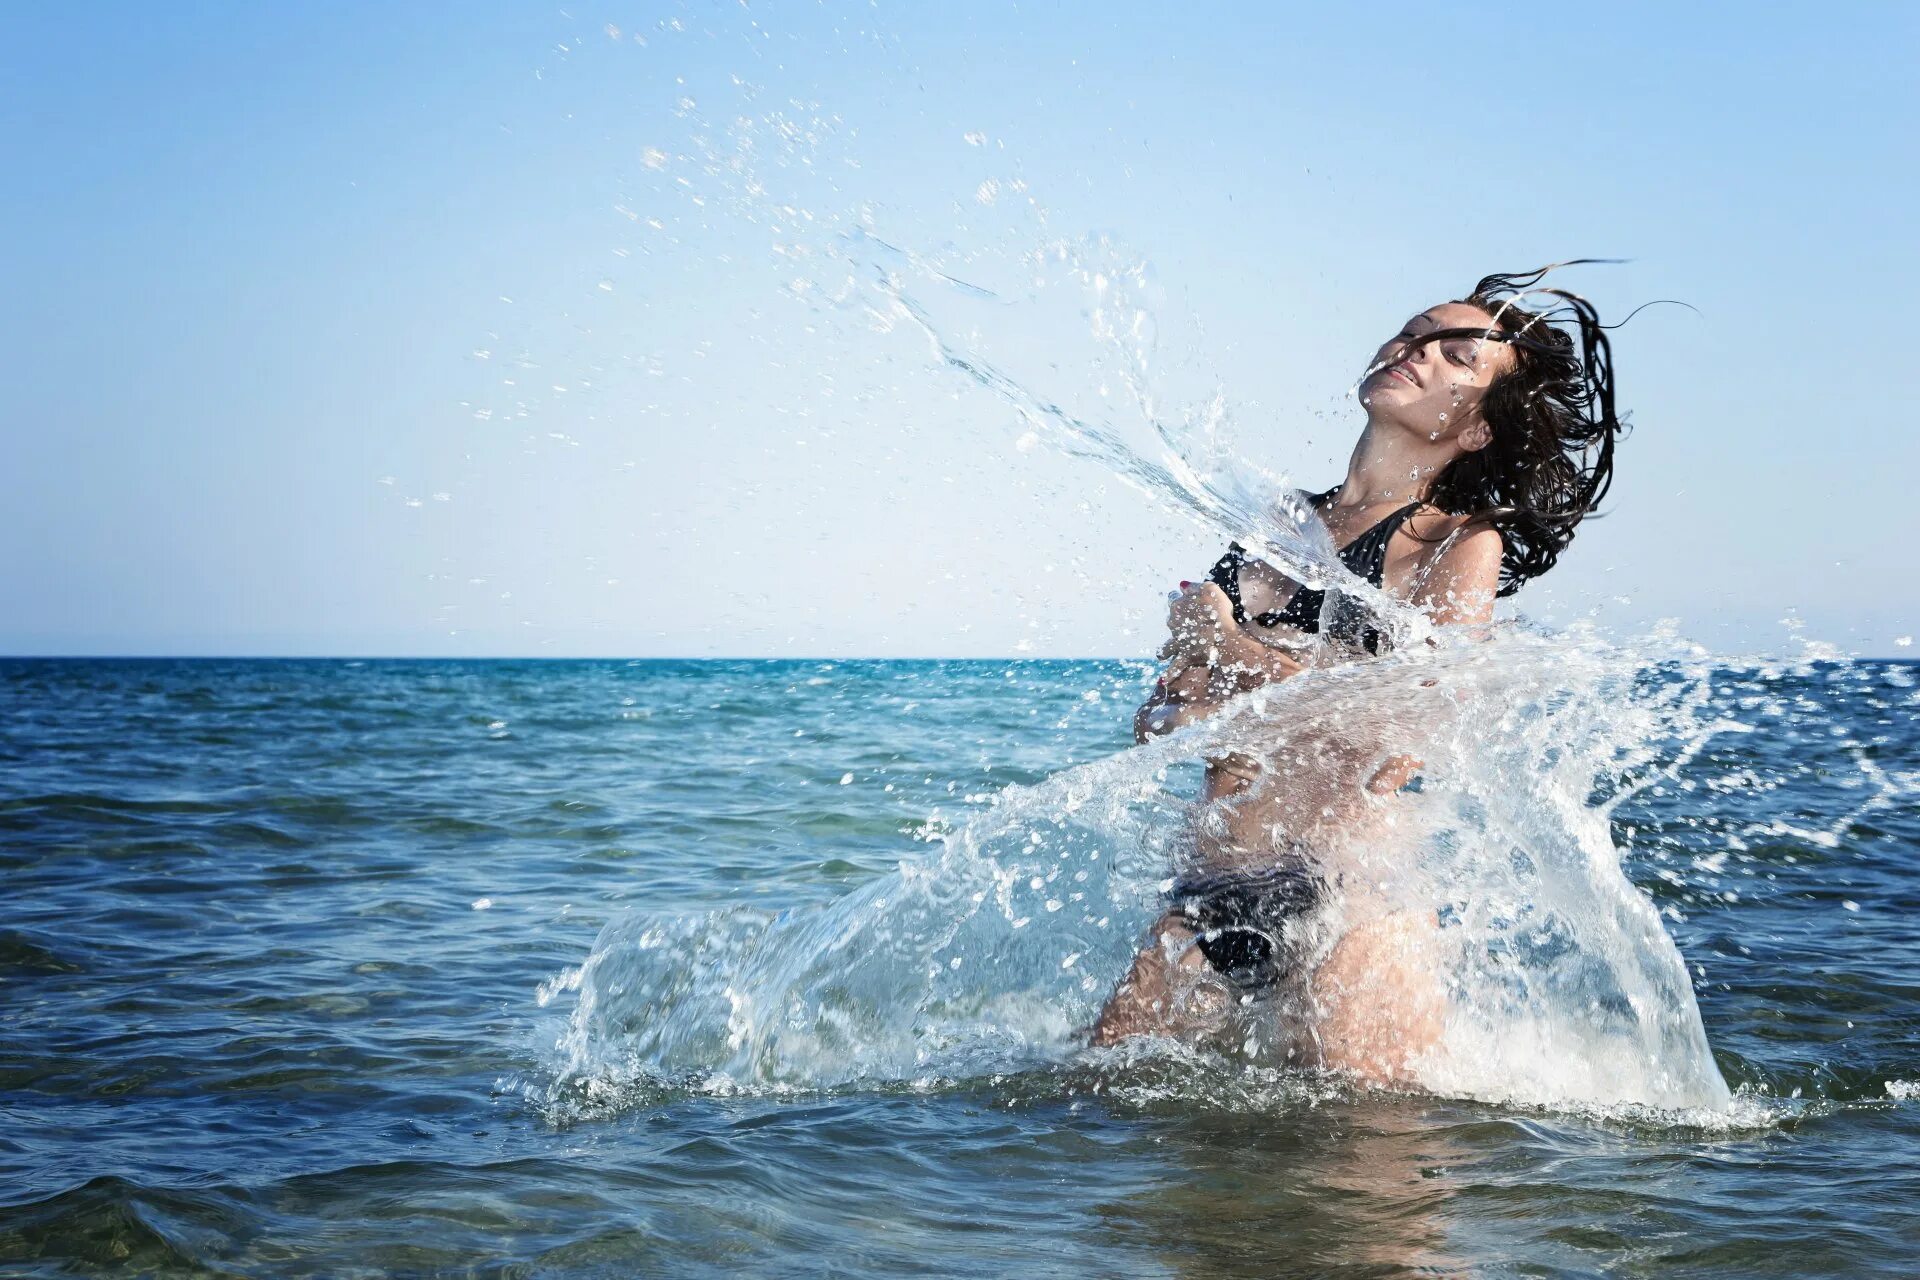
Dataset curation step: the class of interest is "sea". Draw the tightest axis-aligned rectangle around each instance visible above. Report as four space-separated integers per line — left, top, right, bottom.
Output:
3 652 1918 1277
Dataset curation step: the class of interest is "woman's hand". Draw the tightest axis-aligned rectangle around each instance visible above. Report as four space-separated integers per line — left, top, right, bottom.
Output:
1162 583 1311 693
1161 663 1213 704
1134 682 1219 742
1157 582 1239 672
1365 753 1425 794
1134 582 1310 743
1135 589 1233 741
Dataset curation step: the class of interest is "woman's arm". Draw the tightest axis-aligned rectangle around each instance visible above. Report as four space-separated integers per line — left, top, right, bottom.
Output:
1360 522 1504 792
1136 520 1501 748
1164 583 1311 692
1133 584 1309 743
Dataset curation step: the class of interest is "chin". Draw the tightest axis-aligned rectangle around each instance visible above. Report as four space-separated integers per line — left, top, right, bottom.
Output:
1363 401 1437 436
1358 377 1410 411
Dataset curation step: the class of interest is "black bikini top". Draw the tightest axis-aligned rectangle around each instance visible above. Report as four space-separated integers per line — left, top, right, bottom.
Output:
1207 490 1423 653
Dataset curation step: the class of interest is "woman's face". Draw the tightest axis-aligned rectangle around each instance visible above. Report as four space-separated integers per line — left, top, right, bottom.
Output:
1358 301 1514 447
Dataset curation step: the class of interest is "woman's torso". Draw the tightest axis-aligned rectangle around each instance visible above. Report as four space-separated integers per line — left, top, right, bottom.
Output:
1215 489 1474 637
1197 491 1483 865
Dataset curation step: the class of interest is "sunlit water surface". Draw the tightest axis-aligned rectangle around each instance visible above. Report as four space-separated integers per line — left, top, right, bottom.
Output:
4 655 1919 1277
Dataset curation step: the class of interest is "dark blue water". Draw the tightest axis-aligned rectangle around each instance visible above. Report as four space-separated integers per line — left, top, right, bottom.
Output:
3 657 1917 1276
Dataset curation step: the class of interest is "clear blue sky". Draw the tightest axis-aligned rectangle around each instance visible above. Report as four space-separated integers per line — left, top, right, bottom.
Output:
3 2 1914 657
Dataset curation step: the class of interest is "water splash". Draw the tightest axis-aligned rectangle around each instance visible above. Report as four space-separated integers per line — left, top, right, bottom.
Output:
541 626 1757 1121
826 222 1421 638
520 46 1913 1128
597 78 1399 645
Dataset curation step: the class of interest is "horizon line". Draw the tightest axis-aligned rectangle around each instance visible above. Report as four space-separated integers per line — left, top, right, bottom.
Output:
0 652 1152 663
1 651 1914 665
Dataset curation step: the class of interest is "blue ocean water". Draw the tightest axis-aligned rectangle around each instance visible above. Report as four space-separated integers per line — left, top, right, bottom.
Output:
3 655 1918 1277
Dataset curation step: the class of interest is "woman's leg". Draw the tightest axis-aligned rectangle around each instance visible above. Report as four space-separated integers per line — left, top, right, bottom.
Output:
1088 913 1231 1045
1306 909 1446 1085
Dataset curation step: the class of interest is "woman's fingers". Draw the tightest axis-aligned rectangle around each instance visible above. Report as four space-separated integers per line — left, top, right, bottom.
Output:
1157 578 1236 680
1164 663 1211 704
1166 582 1226 641
1365 754 1425 795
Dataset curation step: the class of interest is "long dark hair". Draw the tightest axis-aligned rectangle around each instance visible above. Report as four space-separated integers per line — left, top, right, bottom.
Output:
1417 264 1628 596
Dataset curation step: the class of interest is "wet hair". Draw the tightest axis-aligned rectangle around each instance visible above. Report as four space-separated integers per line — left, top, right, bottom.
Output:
1412 263 1628 596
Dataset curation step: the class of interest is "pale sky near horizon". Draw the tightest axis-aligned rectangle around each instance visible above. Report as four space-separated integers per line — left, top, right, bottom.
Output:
3 3 1915 658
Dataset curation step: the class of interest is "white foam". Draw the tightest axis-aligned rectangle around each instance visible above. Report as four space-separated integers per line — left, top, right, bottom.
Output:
542 627 1751 1119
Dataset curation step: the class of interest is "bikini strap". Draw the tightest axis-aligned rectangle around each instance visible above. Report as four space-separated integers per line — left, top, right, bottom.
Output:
1207 489 1335 626
1210 492 1417 628
1346 502 1425 586
1207 543 1252 626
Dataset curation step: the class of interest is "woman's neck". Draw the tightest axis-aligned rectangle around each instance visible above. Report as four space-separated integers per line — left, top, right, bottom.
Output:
1331 420 1457 509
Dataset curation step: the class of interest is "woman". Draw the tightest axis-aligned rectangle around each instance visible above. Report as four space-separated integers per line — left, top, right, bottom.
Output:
1090 266 1627 1082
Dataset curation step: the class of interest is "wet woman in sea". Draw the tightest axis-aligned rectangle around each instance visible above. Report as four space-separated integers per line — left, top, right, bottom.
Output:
1089 266 1628 1081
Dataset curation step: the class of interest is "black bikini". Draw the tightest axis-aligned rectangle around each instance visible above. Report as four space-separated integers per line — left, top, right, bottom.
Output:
1170 860 1324 992
1207 489 1423 655
1173 489 1421 990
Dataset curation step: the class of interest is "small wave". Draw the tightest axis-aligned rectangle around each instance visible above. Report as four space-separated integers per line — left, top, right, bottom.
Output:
0 928 90 976
0 1175 251 1274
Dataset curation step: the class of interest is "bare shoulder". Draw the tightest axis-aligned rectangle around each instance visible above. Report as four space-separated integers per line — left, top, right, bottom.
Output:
1406 510 1504 621
1409 509 1504 569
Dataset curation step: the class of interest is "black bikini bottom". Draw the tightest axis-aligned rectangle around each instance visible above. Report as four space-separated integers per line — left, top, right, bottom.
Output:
1170 860 1324 992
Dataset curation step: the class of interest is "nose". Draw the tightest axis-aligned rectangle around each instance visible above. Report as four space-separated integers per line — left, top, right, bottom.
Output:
1390 334 1426 369
1384 337 1425 379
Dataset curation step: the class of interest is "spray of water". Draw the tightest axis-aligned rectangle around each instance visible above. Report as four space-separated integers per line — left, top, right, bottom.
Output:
520 58 1853 1127
837 225 1382 623
536 619 1765 1122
